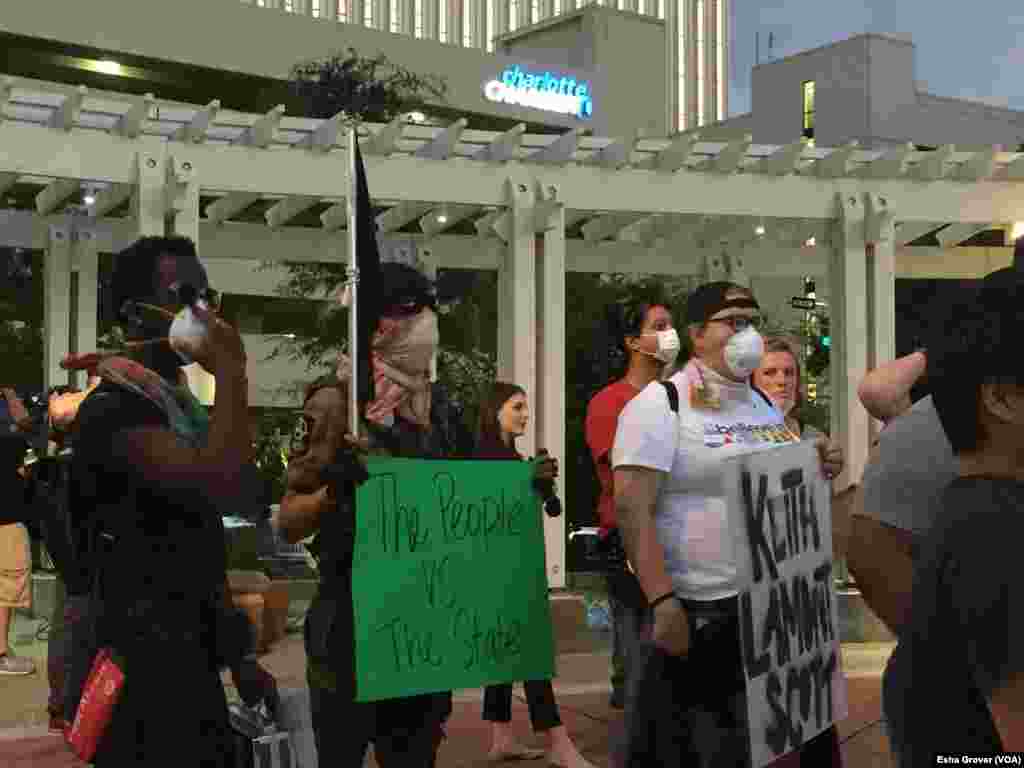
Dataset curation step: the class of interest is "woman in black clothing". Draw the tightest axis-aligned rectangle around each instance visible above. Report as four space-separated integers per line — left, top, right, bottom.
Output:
475 382 597 768
64 236 277 766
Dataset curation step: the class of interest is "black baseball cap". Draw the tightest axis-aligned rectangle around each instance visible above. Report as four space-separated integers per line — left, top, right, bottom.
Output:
685 281 760 326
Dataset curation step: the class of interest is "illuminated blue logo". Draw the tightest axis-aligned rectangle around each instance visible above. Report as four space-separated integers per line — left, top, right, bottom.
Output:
483 66 594 120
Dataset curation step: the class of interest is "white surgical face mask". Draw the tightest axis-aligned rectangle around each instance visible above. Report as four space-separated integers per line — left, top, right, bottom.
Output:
639 328 681 367
723 326 764 379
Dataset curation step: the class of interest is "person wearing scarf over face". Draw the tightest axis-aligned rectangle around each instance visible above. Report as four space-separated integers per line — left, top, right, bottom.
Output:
61 236 278 767
275 262 456 768
614 282 844 767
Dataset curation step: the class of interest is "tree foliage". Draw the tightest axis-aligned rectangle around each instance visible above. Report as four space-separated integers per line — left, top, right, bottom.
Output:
288 49 447 122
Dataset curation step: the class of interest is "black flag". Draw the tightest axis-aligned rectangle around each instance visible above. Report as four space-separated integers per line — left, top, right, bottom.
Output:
353 139 381 410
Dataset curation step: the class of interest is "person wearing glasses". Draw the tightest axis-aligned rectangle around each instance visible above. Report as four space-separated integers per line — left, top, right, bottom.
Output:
613 282 843 766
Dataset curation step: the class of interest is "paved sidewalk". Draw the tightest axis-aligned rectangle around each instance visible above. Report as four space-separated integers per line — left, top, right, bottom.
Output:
0 610 894 767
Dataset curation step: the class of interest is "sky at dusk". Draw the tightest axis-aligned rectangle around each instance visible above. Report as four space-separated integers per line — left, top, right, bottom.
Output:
728 1 1024 116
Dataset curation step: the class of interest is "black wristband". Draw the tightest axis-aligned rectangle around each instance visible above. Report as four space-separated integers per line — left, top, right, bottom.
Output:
649 592 678 611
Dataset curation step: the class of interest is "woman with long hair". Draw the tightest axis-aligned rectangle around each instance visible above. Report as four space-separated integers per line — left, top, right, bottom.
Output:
475 382 597 768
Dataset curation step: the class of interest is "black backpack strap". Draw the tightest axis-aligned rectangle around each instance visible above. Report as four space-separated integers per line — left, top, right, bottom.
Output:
660 381 680 414
751 384 774 409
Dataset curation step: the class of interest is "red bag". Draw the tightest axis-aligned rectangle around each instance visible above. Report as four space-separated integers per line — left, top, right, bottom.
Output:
65 647 126 762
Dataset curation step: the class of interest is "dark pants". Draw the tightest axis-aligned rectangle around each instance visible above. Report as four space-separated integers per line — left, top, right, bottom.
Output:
622 601 842 768
305 592 448 767
309 683 446 768
482 679 562 732
61 593 96 724
606 568 650 696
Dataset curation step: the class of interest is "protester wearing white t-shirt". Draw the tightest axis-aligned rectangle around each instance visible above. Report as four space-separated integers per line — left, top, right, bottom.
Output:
613 282 844 767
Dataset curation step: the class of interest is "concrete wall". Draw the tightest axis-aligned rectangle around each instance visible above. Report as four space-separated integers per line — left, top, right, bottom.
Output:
746 33 1024 150
501 7 667 138
593 10 667 139
1 0 600 132
751 36 872 147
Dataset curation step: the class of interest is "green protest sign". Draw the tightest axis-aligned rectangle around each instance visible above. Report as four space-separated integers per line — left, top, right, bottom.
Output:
352 457 556 702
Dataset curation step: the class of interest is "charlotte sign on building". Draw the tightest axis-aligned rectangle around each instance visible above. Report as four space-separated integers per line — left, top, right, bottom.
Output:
484 65 594 119
350 457 555 701
722 440 849 767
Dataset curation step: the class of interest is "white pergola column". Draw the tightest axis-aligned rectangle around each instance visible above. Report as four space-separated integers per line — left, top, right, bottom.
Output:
71 226 99 391
866 195 896 442
536 185 567 588
135 141 168 238
167 156 200 243
496 178 537 458
43 224 72 390
419 244 440 381
830 193 871 492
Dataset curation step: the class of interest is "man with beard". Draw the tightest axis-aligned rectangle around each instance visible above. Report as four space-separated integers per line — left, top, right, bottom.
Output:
275 262 457 767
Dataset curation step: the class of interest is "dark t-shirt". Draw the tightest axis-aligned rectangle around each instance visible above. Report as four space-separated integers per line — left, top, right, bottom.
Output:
886 476 1022 762
72 382 227 609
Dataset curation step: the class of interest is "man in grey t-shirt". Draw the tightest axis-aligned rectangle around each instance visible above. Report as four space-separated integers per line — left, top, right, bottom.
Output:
853 391 959 756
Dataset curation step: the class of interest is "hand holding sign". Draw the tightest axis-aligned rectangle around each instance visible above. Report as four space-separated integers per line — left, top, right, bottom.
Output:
815 438 844 480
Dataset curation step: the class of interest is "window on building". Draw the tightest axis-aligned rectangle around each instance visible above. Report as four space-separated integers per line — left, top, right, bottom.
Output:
337 0 349 22
802 81 815 140
716 0 725 121
391 0 400 31
312 0 321 16
509 0 520 31
363 0 374 27
415 0 424 36
440 0 449 41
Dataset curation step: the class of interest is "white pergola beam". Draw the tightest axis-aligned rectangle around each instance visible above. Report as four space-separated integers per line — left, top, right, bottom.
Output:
0 77 14 123
36 178 80 215
587 132 638 170
1006 154 1024 181
419 204 480 237
49 86 87 131
581 213 643 242
814 141 859 179
525 129 584 166
910 144 955 181
363 116 405 157
206 192 260 224
752 140 806 176
88 183 134 218
474 123 525 163
474 210 503 239
414 118 467 161
235 105 285 149
895 221 943 246
652 133 701 172
699 135 752 174
173 100 221 144
376 201 433 233
265 195 320 228
320 202 348 233
860 143 913 179
0 172 18 197
300 111 345 153
935 222 990 247
958 146 998 182
115 93 155 139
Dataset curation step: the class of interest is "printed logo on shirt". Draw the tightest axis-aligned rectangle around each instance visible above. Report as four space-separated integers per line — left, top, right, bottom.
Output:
702 422 796 448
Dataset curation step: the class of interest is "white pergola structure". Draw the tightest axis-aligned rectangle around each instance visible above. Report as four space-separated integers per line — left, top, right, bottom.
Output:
4 78 1024 586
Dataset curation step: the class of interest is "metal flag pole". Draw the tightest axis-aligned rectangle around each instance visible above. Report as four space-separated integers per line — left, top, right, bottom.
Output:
347 124 361 439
